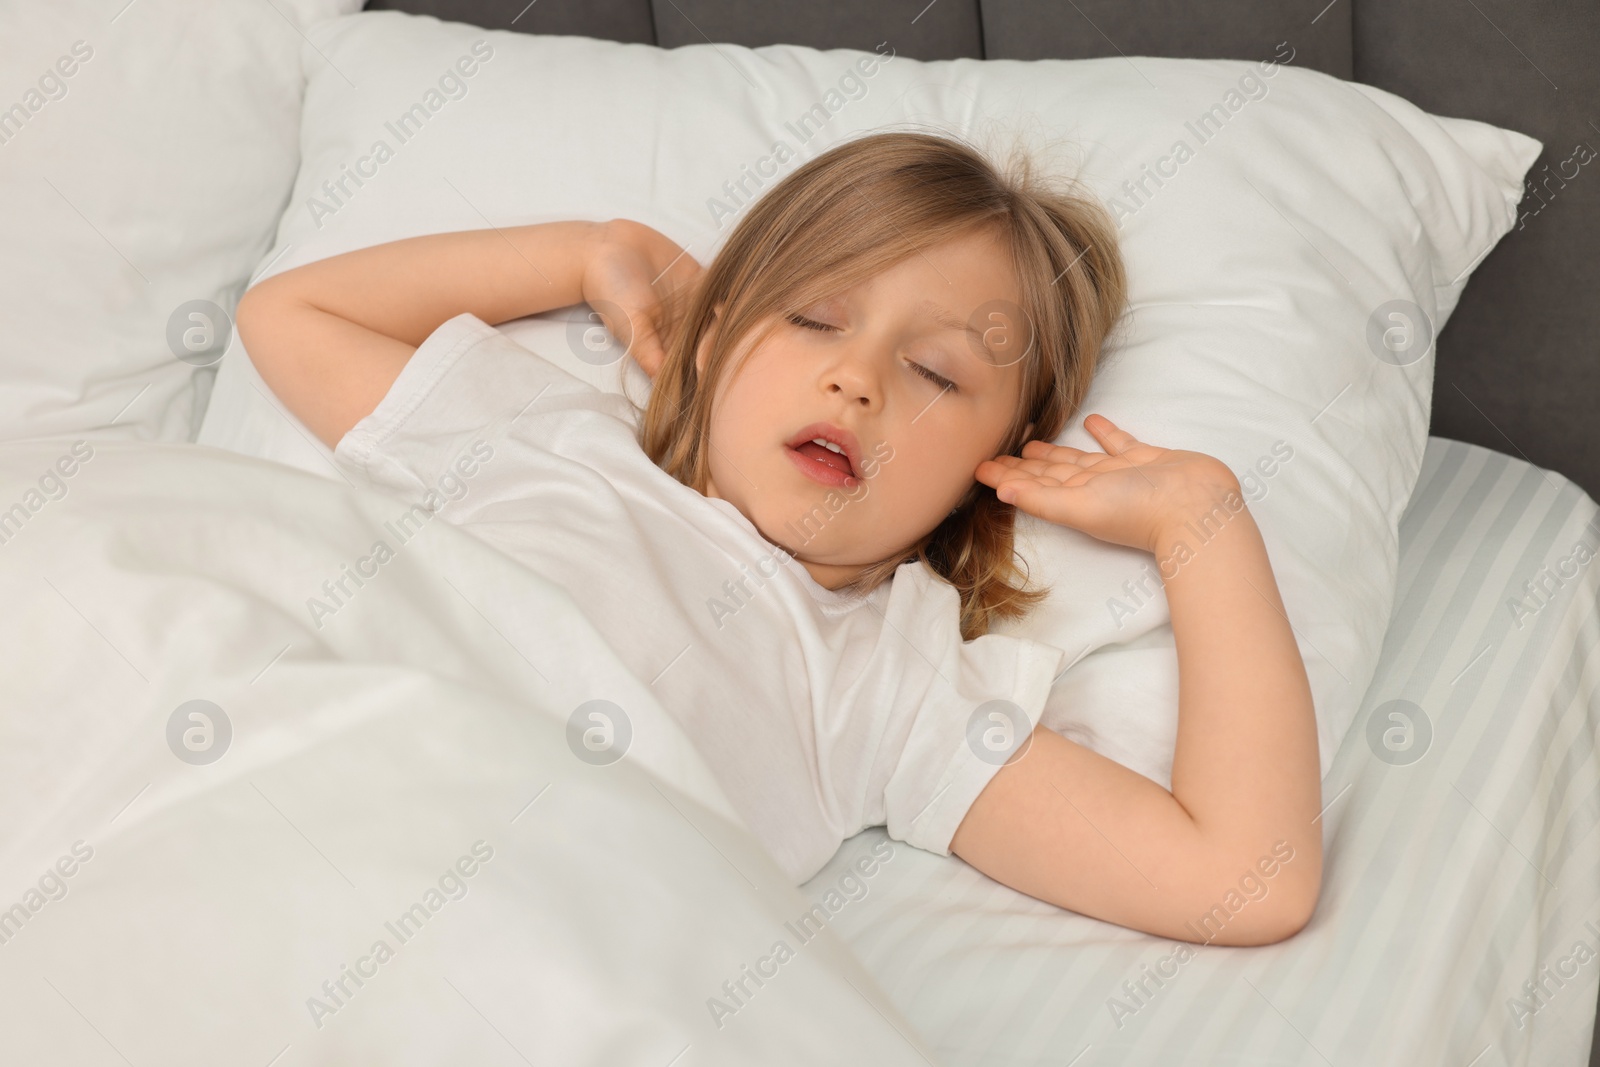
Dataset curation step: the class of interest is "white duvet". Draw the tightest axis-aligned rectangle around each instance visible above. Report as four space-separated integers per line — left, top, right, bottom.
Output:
0 438 935 1065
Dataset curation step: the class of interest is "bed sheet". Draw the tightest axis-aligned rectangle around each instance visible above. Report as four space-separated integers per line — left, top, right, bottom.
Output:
802 436 1600 1066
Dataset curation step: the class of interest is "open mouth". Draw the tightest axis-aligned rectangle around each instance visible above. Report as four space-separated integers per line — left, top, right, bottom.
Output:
785 423 861 488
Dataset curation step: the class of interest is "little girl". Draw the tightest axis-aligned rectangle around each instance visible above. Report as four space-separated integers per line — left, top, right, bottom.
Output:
239 130 1322 946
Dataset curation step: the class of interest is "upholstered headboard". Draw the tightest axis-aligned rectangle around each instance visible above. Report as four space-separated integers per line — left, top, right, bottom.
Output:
367 0 1600 502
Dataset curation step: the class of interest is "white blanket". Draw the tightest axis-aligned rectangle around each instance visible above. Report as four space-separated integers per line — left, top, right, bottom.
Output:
0 438 936 1065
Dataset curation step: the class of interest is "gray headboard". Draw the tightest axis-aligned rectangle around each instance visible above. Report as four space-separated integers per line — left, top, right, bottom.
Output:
366 0 1600 503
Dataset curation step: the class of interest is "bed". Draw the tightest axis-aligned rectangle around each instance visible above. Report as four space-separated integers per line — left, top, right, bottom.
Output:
2 0 1596 1063
344 1 1600 1059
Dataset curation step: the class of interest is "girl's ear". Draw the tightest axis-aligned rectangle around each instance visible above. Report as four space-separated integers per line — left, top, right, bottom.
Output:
1022 420 1035 442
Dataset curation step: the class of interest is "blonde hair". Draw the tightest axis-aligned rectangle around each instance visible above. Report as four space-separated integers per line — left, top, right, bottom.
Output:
639 129 1127 640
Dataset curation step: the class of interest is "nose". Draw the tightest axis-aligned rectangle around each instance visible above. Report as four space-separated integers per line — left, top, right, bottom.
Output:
822 339 882 410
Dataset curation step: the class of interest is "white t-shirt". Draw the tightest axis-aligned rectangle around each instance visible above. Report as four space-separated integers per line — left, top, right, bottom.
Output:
334 313 1068 882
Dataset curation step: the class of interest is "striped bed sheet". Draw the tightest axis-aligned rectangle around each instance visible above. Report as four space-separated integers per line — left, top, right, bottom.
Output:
803 436 1600 1067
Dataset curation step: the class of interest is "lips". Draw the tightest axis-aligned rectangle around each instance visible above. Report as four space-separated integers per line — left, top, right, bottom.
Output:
785 422 863 487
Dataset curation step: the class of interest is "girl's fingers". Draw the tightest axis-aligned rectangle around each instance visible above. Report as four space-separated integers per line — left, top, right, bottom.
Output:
1084 414 1141 456
973 459 1018 487
1021 438 1121 467
1015 444 1096 470
988 468 1077 497
993 455 1041 470
617 312 656 376
638 329 668 378
1020 440 1094 461
635 342 662 378
1009 450 1123 478
994 473 1050 504
992 457 1077 480
976 464 1048 492
996 473 1081 510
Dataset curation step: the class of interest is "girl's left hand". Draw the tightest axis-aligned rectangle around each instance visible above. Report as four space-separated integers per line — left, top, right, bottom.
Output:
580 218 704 379
975 414 1240 555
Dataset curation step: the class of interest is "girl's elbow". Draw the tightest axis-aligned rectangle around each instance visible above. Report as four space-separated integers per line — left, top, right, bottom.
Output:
1258 887 1318 945
1254 850 1322 944
1184 844 1322 947
1195 891 1317 947
234 284 275 370
235 279 310 384
1248 876 1321 945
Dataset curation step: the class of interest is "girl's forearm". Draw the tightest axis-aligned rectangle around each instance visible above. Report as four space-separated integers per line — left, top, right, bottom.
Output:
954 429 1322 942
1158 484 1323 900
254 220 603 346
237 221 603 448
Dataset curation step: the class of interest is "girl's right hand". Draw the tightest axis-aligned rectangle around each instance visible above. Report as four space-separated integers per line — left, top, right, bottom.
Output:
580 218 704 379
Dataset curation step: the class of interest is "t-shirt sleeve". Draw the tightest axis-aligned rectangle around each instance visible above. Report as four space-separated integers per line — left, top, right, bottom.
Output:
333 312 640 495
839 562 1070 857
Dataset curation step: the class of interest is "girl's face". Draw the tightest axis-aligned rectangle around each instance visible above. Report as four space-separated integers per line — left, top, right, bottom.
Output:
696 226 1033 590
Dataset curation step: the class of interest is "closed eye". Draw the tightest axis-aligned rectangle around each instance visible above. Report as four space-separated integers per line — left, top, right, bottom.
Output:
908 361 958 393
787 313 832 332
788 313 959 393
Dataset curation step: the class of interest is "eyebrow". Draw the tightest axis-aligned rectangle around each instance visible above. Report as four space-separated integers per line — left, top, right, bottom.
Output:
916 298 993 357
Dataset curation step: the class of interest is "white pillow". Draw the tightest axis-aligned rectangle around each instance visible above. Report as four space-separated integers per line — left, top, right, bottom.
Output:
200 12 1540 787
0 0 362 444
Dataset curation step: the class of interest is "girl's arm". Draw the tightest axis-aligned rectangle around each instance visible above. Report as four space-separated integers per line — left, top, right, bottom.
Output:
235 219 700 448
952 416 1323 946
